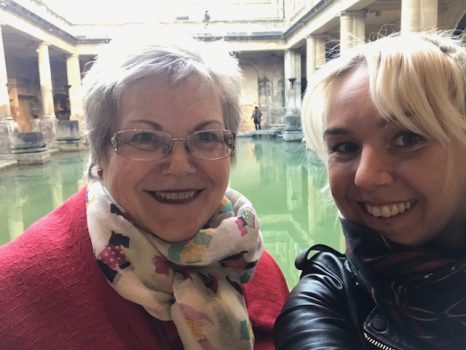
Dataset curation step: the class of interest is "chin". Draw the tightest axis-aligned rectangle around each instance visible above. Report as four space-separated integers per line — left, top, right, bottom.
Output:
147 225 199 243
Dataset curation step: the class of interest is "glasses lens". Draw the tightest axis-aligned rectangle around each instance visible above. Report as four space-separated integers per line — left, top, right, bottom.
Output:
113 130 170 160
189 129 235 160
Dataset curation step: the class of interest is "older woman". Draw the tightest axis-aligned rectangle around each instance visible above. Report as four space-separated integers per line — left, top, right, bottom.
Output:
0 28 288 349
274 31 466 349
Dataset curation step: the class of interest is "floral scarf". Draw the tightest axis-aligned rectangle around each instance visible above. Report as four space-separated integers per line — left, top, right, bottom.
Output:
86 180 263 349
342 219 466 348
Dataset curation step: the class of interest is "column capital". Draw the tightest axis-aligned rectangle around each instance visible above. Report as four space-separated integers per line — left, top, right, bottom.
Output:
37 42 51 49
306 33 329 41
340 9 368 18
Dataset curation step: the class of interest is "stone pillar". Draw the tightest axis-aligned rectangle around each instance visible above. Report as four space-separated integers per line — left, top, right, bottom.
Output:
306 34 326 80
66 54 83 124
37 42 57 149
8 79 30 131
283 49 303 142
0 25 18 159
284 49 302 111
37 43 55 118
401 0 438 32
340 10 367 55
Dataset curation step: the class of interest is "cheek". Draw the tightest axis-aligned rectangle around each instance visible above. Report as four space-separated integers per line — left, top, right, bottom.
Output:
327 163 350 201
216 163 231 188
207 161 230 193
102 156 144 201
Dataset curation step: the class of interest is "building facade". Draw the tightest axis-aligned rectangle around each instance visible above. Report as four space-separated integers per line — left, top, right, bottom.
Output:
0 0 465 159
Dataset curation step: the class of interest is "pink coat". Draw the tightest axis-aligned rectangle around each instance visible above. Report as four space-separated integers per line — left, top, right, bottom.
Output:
0 188 289 349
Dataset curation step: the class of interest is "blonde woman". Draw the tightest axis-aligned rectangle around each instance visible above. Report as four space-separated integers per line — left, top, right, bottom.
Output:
275 31 466 349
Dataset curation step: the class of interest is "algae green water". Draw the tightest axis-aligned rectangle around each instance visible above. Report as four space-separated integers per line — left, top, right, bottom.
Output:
0 137 342 287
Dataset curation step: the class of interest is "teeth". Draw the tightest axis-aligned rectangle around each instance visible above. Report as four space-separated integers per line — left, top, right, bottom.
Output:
155 191 196 200
365 201 414 218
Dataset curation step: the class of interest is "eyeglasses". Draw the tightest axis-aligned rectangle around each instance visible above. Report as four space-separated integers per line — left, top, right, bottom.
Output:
110 129 236 161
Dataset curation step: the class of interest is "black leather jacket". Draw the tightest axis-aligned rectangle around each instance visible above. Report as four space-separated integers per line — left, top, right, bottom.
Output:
273 245 424 350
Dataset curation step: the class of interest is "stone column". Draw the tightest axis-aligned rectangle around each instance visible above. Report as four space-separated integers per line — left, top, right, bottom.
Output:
56 53 85 151
401 0 438 32
66 54 83 123
284 49 302 111
0 25 18 159
340 10 367 55
7 79 31 131
283 49 303 142
306 34 326 80
37 42 57 148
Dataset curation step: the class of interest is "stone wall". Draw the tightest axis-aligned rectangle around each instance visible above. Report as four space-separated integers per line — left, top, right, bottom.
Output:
239 53 285 131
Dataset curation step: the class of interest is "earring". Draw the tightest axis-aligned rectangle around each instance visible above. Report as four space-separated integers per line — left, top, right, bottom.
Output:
97 168 103 178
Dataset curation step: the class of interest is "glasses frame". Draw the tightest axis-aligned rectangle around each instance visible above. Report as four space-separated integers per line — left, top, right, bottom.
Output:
110 128 236 161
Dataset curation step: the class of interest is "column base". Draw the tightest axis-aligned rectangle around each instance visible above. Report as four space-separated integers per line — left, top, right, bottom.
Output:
282 130 304 142
56 120 88 151
0 118 18 157
39 117 58 150
284 108 302 131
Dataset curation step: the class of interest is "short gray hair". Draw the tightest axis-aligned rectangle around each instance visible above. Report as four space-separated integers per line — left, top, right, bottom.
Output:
302 31 466 161
81 27 242 178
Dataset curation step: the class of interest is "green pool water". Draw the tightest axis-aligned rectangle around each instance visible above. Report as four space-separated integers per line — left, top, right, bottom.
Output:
0 137 343 288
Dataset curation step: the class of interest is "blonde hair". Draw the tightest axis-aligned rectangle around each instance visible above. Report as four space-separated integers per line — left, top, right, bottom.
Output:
302 31 466 161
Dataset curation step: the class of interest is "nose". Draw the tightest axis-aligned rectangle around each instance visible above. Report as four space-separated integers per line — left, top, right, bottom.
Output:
162 141 196 175
354 147 395 189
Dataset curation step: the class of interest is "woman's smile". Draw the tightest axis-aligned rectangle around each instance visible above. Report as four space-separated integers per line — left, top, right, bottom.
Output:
147 189 201 204
363 200 416 218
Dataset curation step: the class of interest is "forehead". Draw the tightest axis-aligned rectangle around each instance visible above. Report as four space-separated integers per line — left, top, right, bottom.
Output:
118 75 216 106
325 66 374 126
332 66 370 107
115 76 224 129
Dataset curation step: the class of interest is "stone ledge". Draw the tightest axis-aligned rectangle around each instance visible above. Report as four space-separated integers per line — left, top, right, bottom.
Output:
58 142 88 152
16 150 51 165
0 159 18 171
237 129 279 137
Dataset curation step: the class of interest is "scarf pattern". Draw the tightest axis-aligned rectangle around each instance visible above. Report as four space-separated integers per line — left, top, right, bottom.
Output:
342 219 466 348
86 180 263 349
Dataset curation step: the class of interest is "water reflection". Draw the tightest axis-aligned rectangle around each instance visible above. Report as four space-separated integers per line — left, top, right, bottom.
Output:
0 138 343 287
0 152 88 243
230 137 343 287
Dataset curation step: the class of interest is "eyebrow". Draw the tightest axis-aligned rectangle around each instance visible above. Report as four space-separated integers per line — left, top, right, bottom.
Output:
323 118 392 138
127 120 162 130
323 127 351 139
126 119 224 131
193 120 224 131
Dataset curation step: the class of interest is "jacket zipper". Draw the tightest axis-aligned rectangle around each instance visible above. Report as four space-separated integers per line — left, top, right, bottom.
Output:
364 332 397 350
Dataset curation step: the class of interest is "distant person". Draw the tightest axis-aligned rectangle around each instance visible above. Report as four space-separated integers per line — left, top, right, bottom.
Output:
203 10 211 27
274 31 466 349
252 106 262 130
0 27 288 349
